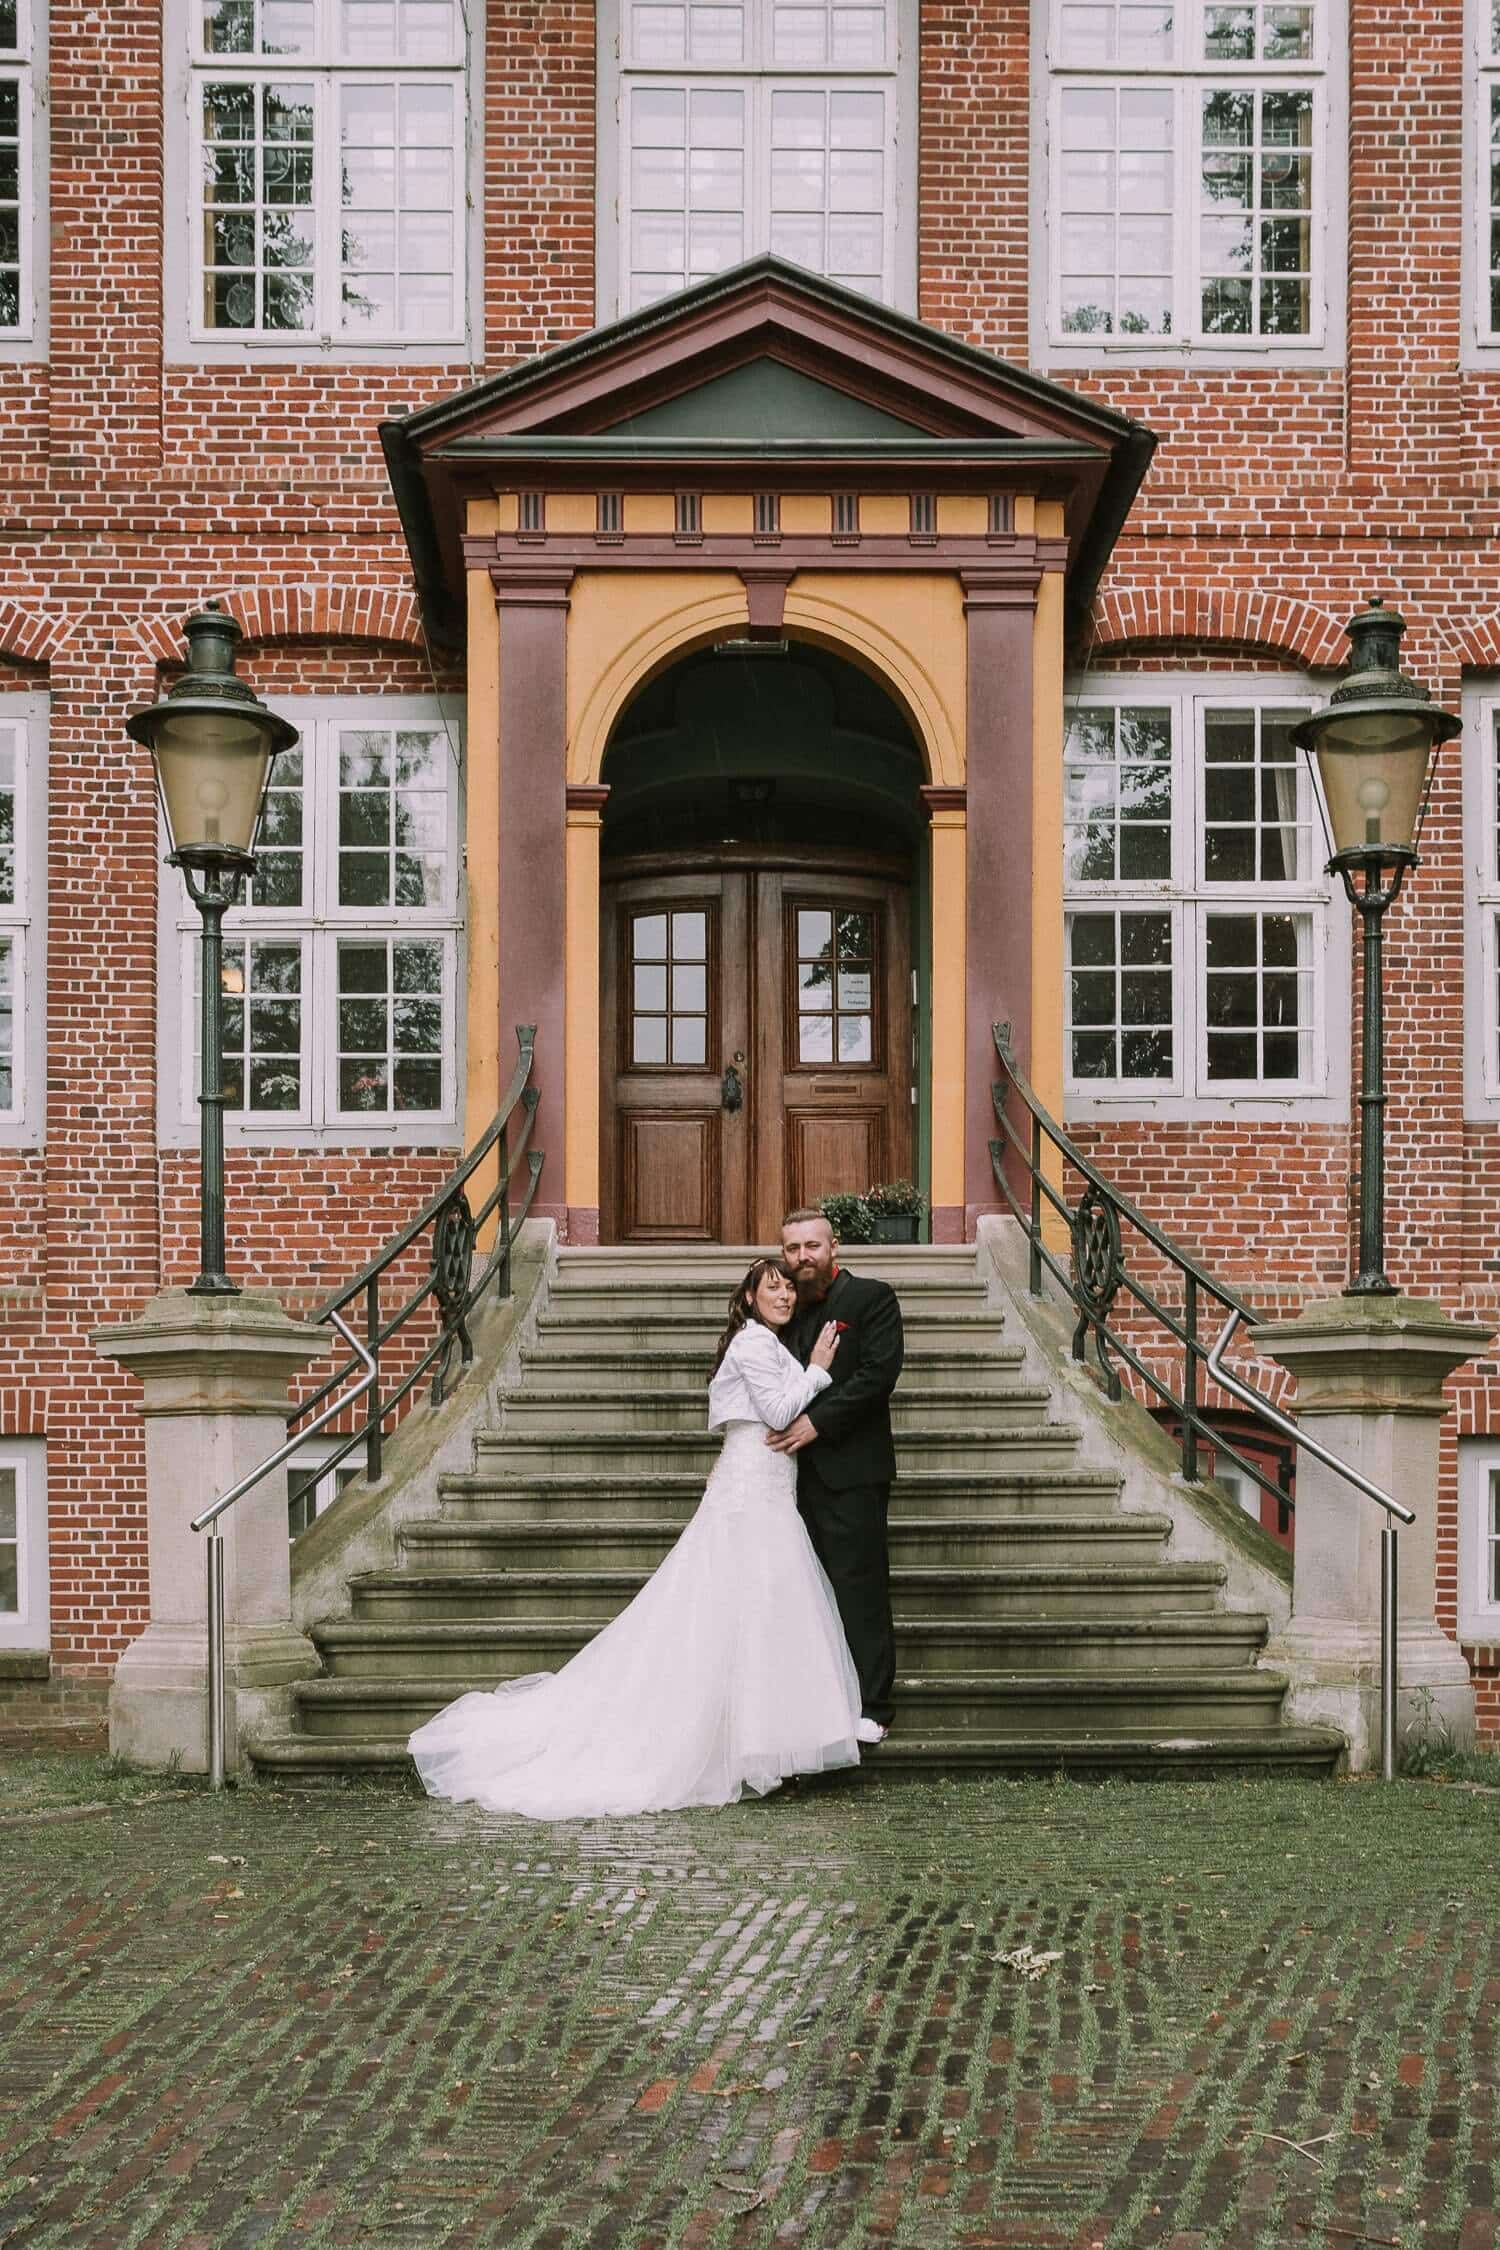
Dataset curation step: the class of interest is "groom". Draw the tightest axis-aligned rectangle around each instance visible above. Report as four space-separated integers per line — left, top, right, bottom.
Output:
767 1208 903 1744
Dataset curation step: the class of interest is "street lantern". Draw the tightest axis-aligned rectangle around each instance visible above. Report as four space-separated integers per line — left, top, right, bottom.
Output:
1291 598 1460 1296
128 605 298 1296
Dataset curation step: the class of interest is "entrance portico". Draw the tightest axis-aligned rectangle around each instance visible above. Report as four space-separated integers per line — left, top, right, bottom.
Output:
383 257 1153 1242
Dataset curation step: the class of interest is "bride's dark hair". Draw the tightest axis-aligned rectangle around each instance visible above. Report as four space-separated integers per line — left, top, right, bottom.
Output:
711 1255 797 1376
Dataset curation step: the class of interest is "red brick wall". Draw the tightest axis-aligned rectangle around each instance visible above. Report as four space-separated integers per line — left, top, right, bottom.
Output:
8 0 1500 1734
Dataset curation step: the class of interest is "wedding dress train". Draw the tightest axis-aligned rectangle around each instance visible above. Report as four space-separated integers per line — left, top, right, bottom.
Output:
408 1321 863 1818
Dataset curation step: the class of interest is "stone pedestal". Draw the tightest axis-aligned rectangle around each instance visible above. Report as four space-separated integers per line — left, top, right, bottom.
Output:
96 1289 330 1775
1253 1296 1490 1772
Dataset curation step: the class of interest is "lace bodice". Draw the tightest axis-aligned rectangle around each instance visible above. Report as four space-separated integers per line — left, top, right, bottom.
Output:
706 1321 832 1433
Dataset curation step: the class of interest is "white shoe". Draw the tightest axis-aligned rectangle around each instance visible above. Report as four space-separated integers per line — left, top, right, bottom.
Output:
855 1716 888 1745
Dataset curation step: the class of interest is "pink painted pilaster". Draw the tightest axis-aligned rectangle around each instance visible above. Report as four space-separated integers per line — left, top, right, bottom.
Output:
962 573 1040 1232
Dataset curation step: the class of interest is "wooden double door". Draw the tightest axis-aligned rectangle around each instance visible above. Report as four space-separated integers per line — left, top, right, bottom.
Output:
601 850 913 1243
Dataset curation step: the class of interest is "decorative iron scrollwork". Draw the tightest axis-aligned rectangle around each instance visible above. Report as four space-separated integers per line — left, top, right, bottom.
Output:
431 1190 477 1402
1071 1184 1124 1399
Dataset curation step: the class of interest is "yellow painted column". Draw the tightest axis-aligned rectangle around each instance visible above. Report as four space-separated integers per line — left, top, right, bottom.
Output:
927 798 968 1240
564 787 607 1241
463 557 501 1161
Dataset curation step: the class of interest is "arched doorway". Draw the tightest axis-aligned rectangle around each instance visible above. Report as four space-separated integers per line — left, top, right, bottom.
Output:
598 639 926 1243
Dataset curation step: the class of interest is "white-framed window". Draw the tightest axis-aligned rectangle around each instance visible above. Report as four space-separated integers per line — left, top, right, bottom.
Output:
1463 685 1500 1115
287 1435 366 1536
0 696 45 1147
0 1440 47 1652
0 0 44 353
1033 0 1346 366
166 0 479 360
598 0 915 319
1063 676 1348 1119
1468 0 1500 358
159 696 464 1146
1458 1438 1500 1642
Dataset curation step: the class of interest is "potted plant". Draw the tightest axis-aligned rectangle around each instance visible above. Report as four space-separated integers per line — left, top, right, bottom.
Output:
817 1190 875 1245
865 1179 926 1244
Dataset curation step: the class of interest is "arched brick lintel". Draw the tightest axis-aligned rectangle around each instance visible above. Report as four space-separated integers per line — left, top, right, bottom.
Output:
133 584 424 667
0 602 72 669
1449 614 1500 673
1083 588 1347 671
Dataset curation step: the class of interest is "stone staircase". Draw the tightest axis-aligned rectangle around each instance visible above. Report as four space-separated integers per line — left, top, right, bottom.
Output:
250 1245 1345 1783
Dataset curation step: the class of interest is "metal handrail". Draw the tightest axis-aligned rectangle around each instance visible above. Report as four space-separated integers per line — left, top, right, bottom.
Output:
190 1307 376 1789
190 1023 544 1788
993 1022 1413 1781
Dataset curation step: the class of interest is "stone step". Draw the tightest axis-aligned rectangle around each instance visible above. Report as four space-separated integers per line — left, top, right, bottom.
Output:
434 1465 1124 1522
542 1282 992 1324
247 1723 1345 1785
467 1424 1088 1480
534 1308 1007 1352
517 1344 1030 1392
284 1664 1294 1743
309 1611 1268 1682
348 1561 1227 1625
492 1383 1057 1437
555 1247 982 1287
398 1511 1173 1574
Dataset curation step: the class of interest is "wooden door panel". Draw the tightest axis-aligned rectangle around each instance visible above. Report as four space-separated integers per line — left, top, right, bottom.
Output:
786 1108 887 1209
618 1113 721 1241
601 870 749 1243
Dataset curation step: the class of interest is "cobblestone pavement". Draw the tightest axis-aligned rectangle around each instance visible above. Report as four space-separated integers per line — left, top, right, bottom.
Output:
0 1770 1497 2249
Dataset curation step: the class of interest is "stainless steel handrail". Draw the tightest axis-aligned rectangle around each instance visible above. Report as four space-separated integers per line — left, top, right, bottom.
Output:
1207 1308 1415 1782
190 1307 376 1789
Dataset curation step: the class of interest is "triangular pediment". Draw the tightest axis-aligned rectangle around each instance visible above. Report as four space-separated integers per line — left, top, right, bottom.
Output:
382 257 1156 646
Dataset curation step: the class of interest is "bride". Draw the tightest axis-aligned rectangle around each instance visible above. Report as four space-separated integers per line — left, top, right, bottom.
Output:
408 1255 865 1818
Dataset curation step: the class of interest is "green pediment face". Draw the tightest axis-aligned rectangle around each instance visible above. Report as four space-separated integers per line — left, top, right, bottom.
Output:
598 357 934 442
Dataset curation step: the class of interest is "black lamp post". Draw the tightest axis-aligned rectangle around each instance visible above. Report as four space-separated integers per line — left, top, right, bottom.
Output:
1290 599 1460 1297
128 606 299 1296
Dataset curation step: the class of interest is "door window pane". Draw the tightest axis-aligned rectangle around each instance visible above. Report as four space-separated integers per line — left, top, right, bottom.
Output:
630 906 711 1066
795 902 876 1066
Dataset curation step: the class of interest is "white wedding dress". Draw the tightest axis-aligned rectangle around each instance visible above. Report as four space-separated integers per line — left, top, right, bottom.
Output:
408 1321 863 1818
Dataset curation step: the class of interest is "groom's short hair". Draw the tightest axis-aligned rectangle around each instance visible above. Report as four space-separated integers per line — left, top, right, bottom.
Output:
782 1207 832 1234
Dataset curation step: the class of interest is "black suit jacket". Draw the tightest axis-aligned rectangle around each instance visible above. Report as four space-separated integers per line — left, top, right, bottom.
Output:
789 1268 903 1491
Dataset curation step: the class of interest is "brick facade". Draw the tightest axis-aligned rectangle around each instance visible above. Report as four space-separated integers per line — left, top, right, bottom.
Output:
8 0 1500 1730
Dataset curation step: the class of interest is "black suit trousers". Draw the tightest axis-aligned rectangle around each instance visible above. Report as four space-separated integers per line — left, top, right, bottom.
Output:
797 1456 896 1726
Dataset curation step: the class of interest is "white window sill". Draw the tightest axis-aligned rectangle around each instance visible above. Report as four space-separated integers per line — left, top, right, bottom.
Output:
167 339 477 369
1037 340 1342 374
1065 1089 1348 1125
158 1126 463 1153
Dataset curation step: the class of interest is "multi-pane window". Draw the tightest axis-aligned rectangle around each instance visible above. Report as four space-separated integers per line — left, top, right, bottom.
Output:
1064 685 1332 1103
613 0 902 314
170 704 462 1136
1464 699 1500 1108
0 720 31 1125
1045 0 1328 350
0 1442 45 1650
190 0 466 344
0 0 34 337
629 908 709 1066
795 905 874 1065
1458 1441 1500 1638
1478 6 1500 344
